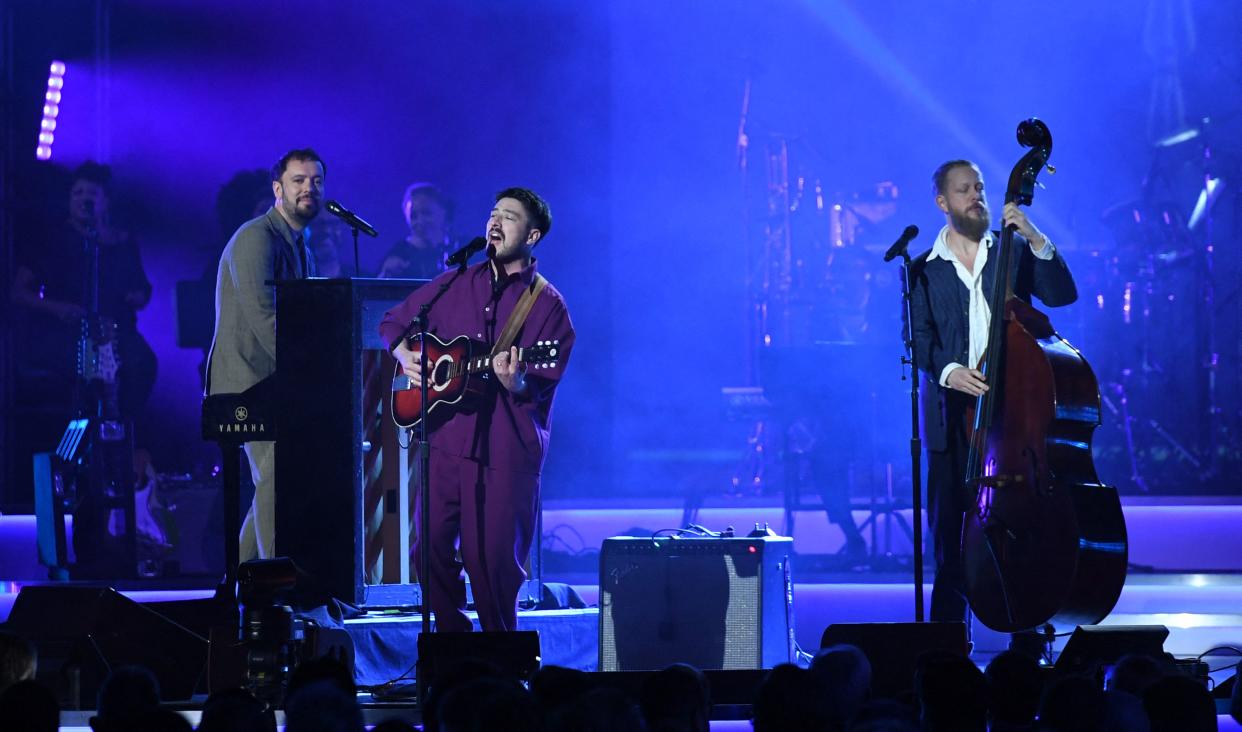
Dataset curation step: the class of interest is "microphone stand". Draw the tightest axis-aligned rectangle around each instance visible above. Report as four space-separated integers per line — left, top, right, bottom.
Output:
392 260 469 706
351 226 361 277
73 209 102 418
896 249 926 622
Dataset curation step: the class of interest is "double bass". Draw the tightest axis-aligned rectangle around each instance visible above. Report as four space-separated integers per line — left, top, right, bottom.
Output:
961 119 1127 633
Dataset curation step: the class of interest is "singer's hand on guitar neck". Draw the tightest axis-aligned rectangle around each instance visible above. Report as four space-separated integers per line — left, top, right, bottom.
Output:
493 346 528 395
393 340 424 388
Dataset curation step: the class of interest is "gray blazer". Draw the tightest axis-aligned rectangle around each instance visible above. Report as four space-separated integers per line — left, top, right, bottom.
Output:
206 207 313 395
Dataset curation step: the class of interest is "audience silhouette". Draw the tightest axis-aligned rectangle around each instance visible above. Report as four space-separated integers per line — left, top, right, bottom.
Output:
0 627 1232 731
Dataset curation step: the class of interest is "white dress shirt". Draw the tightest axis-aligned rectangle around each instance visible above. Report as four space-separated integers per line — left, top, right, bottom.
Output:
929 225 1055 387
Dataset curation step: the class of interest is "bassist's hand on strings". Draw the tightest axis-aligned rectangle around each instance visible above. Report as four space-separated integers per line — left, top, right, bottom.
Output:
393 340 424 388
947 366 989 397
493 346 528 395
1002 203 1048 253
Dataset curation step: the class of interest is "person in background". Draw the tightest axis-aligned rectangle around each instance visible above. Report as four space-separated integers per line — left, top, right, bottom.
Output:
11 161 157 423
376 182 456 279
306 214 356 278
0 630 37 695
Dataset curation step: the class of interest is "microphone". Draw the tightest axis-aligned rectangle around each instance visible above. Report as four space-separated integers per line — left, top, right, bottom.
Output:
325 200 378 237
883 224 919 262
445 236 487 268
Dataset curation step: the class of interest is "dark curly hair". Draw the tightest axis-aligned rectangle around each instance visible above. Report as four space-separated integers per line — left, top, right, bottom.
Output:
271 148 326 183
71 161 113 196
496 187 551 239
215 168 270 236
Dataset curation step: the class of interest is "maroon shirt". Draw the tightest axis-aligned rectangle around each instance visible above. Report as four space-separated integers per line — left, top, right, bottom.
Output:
378 257 575 475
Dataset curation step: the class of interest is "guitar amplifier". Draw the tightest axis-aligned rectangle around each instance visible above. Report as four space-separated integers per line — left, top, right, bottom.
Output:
599 536 794 671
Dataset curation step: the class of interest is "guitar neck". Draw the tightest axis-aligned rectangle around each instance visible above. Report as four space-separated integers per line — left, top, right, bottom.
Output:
450 347 533 380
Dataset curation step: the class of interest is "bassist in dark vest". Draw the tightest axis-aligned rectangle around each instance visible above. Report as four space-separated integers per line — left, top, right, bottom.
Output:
909 160 1077 626
379 187 575 633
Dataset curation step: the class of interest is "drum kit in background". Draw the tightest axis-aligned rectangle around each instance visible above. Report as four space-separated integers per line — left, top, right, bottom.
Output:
1079 194 1238 494
728 135 910 548
1062 119 1240 495
732 129 1240 508
748 140 903 355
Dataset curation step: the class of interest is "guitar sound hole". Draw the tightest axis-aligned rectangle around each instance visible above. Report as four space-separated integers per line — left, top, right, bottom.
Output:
433 361 452 386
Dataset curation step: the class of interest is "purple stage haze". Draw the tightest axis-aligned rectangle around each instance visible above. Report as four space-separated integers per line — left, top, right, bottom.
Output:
2 1 1240 508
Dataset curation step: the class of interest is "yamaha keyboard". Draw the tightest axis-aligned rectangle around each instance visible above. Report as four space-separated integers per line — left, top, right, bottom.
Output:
201 375 276 441
200 373 276 598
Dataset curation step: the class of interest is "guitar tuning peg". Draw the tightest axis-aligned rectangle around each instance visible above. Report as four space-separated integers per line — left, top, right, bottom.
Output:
1046 164 1056 175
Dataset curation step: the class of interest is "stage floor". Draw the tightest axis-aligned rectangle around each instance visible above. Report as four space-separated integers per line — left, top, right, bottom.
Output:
3 572 1238 676
2 498 1241 727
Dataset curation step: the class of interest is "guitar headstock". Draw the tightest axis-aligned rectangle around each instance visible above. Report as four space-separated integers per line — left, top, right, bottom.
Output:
521 339 561 370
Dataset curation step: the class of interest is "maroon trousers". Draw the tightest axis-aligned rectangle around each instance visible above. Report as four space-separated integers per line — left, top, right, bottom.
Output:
414 447 540 632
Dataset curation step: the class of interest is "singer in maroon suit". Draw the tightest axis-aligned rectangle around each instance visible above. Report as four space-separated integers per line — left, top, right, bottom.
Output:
379 187 573 632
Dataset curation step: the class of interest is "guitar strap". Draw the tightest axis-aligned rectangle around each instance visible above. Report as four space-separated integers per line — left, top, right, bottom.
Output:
492 274 548 356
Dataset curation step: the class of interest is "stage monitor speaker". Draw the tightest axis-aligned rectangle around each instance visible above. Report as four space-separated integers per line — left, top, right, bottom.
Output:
1054 624 1169 675
417 631 541 691
820 621 969 698
599 536 794 672
2 585 208 708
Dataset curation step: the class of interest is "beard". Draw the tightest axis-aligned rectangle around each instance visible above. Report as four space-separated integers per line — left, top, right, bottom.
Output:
491 240 523 265
950 203 991 241
282 193 321 225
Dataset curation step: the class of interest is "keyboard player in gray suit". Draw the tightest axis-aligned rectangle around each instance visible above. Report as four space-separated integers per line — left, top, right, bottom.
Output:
206 148 323 561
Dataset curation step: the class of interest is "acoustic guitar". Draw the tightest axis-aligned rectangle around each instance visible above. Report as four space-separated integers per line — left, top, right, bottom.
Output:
391 333 561 430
